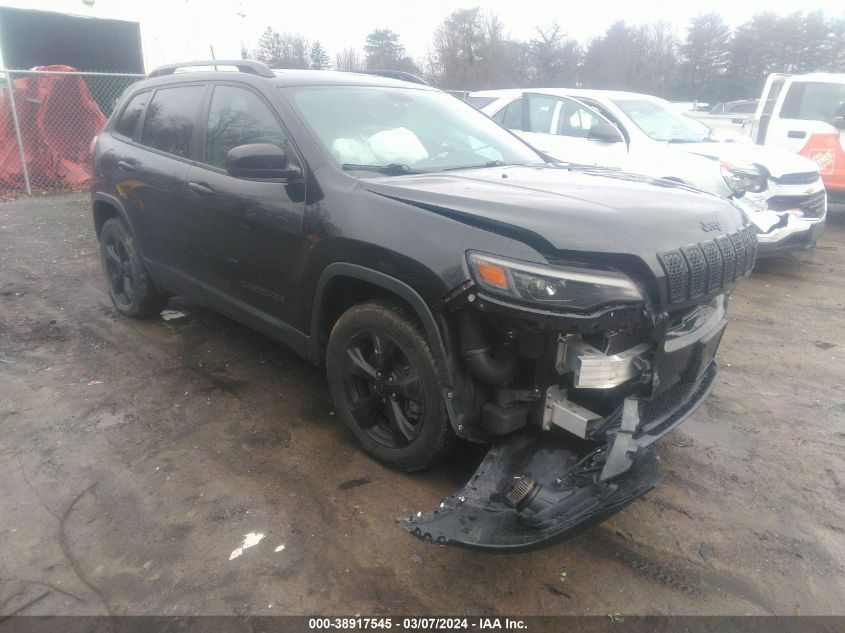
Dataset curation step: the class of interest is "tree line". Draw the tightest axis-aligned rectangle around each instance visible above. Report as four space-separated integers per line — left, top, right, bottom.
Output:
244 8 845 104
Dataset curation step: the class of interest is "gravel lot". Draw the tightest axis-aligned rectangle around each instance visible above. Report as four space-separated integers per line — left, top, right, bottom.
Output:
1 194 843 616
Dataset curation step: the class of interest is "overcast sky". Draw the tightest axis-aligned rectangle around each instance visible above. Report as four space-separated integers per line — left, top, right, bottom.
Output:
4 0 845 70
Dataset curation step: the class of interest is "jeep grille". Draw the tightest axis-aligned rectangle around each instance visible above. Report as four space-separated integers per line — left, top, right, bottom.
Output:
658 226 757 304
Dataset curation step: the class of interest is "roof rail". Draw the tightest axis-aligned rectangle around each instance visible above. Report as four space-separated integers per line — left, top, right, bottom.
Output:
362 70 429 86
149 60 274 79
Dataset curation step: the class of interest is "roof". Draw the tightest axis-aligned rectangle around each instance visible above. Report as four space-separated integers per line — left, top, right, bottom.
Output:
468 87 666 102
146 61 434 90
782 72 845 83
269 69 435 89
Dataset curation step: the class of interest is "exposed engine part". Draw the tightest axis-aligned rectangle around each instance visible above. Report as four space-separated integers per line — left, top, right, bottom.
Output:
404 362 720 550
493 386 541 408
557 334 651 389
542 386 603 438
504 477 536 507
459 309 516 386
481 402 528 435
503 477 580 527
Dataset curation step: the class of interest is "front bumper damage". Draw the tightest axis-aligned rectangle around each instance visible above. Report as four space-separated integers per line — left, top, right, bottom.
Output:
403 295 726 551
402 362 718 550
738 181 827 256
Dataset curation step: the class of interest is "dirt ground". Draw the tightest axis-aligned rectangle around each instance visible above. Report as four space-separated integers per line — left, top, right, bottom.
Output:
0 193 843 617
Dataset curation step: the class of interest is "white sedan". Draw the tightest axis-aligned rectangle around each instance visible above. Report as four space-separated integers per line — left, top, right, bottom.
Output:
469 88 827 256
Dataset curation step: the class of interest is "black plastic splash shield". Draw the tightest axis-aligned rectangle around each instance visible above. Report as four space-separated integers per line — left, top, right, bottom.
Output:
401 432 662 551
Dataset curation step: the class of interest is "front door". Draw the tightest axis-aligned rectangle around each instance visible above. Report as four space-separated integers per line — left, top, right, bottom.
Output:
507 93 628 167
186 83 307 327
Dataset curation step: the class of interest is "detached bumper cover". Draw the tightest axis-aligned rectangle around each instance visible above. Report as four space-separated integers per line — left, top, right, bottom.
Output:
402 362 720 551
402 432 662 551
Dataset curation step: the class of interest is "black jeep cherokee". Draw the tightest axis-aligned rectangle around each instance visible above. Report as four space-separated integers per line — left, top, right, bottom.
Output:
91 60 756 550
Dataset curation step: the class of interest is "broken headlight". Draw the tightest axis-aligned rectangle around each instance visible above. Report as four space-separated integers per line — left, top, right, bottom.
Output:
467 252 642 311
720 161 767 195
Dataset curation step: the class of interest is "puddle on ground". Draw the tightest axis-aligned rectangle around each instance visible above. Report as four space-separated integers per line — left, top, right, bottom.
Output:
90 408 132 429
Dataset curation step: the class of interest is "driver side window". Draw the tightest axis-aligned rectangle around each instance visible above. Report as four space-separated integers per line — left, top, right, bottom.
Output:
494 98 523 130
555 99 601 138
204 85 289 169
526 95 558 133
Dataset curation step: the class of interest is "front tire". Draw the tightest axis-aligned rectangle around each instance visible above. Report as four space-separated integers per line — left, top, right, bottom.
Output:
98 217 167 318
326 300 454 471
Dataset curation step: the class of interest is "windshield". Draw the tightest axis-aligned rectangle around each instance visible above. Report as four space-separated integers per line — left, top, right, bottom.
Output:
613 98 712 142
466 96 497 110
283 86 542 173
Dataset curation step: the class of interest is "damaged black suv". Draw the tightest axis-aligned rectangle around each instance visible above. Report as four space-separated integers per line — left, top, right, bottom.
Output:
91 61 756 550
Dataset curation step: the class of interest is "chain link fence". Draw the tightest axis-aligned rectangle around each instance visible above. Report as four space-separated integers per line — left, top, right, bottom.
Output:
0 68 144 200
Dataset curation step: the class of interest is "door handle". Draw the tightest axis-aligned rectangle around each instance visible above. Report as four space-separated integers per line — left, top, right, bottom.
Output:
787 130 807 139
117 160 136 172
187 181 214 196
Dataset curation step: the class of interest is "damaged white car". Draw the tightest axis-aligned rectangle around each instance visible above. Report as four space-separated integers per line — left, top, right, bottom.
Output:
470 89 827 256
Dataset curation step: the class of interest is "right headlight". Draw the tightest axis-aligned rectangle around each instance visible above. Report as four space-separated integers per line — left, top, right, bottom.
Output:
467 252 643 311
720 161 767 195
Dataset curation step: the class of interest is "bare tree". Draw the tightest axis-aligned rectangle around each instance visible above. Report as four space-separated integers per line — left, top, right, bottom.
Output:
528 23 581 86
335 48 363 71
429 8 520 90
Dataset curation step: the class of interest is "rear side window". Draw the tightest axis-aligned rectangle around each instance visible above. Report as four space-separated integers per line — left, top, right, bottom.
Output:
467 96 496 110
114 91 148 138
204 85 288 168
140 85 205 158
780 81 845 121
493 99 522 129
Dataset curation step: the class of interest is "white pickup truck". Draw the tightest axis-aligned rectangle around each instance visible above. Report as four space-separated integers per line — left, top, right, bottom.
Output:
688 100 757 141
747 73 845 209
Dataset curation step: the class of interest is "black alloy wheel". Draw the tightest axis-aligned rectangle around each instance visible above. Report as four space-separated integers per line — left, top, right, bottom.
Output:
326 300 454 471
98 217 167 318
341 328 424 449
103 231 135 308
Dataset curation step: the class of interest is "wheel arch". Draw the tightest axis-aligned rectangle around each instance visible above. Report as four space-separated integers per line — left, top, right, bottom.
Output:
92 192 135 239
308 263 454 388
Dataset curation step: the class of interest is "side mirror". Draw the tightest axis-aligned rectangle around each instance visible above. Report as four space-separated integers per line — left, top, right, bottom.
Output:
225 143 301 179
588 122 624 143
833 116 845 130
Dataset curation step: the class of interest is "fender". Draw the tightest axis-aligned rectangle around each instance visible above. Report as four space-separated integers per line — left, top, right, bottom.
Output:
308 263 454 388
92 191 137 238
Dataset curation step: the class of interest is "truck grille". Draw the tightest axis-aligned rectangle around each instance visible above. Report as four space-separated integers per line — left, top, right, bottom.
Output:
767 190 827 218
771 171 818 186
658 227 757 304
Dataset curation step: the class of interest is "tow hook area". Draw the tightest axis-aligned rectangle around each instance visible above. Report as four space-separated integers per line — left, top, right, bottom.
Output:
401 431 662 551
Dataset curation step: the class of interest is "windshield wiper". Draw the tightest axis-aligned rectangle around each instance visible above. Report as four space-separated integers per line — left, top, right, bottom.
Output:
342 163 417 175
443 160 507 172
667 137 712 144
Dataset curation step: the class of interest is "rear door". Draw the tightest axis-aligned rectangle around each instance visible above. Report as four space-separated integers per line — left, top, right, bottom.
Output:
517 93 628 167
185 82 308 329
116 83 207 294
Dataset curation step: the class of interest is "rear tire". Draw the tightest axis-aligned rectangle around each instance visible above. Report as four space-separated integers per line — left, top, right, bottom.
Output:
326 299 455 471
98 217 167 318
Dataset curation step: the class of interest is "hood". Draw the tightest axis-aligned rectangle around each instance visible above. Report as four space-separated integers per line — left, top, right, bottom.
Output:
359 165 747 259
673 142 820 178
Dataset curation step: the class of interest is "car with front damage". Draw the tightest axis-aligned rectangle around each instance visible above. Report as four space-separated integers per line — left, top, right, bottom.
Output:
91 61 756 551
470 88 826 257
